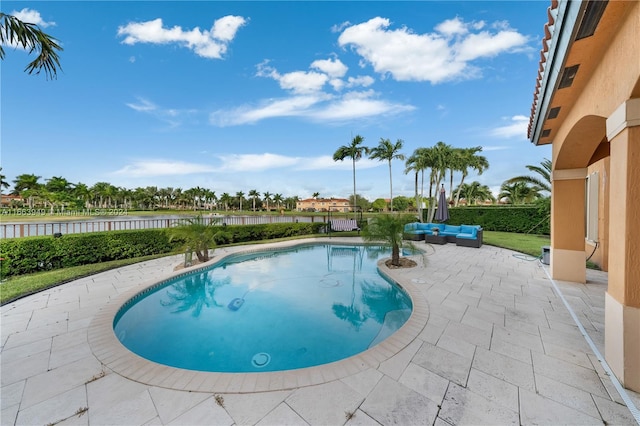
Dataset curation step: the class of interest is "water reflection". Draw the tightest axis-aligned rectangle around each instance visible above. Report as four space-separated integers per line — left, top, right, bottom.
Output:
160 272 230 316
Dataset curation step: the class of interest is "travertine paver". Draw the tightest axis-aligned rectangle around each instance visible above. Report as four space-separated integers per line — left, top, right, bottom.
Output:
2 238 639 426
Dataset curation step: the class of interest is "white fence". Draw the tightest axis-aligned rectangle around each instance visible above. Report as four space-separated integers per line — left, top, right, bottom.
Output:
0 215 323 239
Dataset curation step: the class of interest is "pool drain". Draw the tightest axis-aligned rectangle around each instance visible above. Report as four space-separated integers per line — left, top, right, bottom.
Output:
318 278 342 288
251 352 271 368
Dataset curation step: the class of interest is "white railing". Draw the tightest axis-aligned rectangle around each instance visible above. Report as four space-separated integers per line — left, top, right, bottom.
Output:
0 215 322 239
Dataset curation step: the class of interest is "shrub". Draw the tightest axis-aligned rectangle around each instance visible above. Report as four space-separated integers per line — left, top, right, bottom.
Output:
0 229 179 277
0 222 324 277
447 205 549 235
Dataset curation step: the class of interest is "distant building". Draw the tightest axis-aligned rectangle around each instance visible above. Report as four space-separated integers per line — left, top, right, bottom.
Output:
1 194 23 207
296 198 353 212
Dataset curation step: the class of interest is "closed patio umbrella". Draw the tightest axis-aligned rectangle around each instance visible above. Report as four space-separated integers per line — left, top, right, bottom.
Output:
435 185 449 222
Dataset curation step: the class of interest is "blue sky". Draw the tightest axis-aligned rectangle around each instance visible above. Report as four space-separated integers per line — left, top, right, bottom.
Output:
2 1 551 202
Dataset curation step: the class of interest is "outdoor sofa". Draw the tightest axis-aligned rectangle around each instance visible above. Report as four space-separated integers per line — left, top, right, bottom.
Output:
403 222 483 248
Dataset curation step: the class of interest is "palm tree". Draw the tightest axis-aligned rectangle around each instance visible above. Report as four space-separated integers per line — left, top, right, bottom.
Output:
169 214 222 263
248 189 260 211
454 181 495 205
263 191 272 211
0 12 63 79
73 182 90 209
12 173 41 208
235 191 245 211
369 138 405 211
453 147 489 207
203 189 217 211
361 214 416 266
333 134 368 218
273 193 283 210
498 181 542 204
0 168 9 194
505 158 551 194
404 149 428 221
219 193 232 211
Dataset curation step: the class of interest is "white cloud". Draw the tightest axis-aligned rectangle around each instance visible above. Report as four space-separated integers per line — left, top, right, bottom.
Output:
279 71 329 94
308 90 415 122
11 8 55 27
209 59 411 126
116 15 247 59
346 75 375 88
489 115 529 139
125 97 198 128
216 153 299 172
257 61 329 94
209 90 413 126
212 15 247 41
311 58 348 78
113 160 216 177
456 30 528 61
338 16 530 83
126 97 156 112
211 153 380 174
435 17 467 36
210 94 328 126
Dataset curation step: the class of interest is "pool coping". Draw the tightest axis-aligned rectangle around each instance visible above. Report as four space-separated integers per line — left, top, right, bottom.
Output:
87 238 430 394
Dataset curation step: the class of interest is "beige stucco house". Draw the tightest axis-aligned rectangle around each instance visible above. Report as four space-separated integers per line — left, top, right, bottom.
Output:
296 198 353 212
528 0 639 392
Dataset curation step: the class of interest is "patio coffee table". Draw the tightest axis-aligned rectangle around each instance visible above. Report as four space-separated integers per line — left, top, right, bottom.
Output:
425 234 447 245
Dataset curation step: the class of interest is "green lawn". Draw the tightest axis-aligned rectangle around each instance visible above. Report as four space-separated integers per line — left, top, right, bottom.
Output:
1 231 546 305
482 231 550 258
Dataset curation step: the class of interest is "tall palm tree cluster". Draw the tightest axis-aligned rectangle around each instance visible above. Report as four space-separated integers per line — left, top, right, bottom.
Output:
334 135 493 221
2 174 299 213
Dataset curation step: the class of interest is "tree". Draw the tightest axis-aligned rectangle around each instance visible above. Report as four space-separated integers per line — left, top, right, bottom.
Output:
333 134 368 218
0 12 63 79
0 168 9 194
404 149 430 221
454 181 495 205
498 181 542 204
371 198 387 212
248 189 260 211
505 158 551 194
219 193 232 211
361 214 416 267
391 195 410 212
169 214 222 263
369 138 405 211
235 191 245 211
273 193 283 210
263 191 272 211
12 173 41 208
312 192 320 199
453 147 489 207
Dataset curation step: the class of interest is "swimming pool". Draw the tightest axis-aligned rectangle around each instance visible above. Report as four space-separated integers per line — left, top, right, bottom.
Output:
113 243 412 373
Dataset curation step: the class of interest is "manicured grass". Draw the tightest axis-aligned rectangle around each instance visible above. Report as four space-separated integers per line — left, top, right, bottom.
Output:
483 231 550 258
0 254 170 305
1 231 542 305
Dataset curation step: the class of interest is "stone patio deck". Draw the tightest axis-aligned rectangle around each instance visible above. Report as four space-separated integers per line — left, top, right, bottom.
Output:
2 237 639 425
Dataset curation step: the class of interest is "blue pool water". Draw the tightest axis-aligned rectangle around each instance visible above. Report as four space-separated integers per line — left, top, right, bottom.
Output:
114 244 412 373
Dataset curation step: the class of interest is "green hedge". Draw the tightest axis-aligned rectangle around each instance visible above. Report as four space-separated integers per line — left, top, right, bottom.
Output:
0 229 178 277
209 222 325 245
0 222 325 277
445 205 550 234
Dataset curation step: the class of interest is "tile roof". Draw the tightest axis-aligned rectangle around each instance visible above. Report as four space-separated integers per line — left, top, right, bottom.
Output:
528 0 559 140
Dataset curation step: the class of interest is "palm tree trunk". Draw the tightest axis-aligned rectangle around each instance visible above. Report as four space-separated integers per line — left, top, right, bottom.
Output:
391 244 400 266
414 171 420 221
388 162 393 211
352 158 357 218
